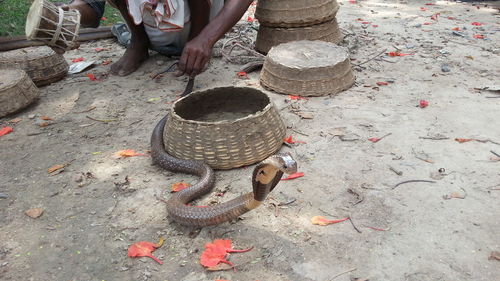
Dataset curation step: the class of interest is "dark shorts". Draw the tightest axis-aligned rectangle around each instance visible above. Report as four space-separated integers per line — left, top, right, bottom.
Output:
70 0 106 27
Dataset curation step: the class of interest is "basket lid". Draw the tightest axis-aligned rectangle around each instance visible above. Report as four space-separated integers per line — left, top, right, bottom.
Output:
267 40 349 69
0 68 25 91
25 0 44 39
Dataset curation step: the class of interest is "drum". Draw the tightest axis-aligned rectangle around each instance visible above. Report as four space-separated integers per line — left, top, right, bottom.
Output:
25 0 81 51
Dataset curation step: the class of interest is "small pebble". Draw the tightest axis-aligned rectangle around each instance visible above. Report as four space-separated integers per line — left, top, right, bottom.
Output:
28 114 36 119
0 193 8 199
441 64 451 72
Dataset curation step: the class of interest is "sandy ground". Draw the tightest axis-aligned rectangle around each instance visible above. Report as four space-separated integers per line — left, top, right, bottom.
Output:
1 1 499 281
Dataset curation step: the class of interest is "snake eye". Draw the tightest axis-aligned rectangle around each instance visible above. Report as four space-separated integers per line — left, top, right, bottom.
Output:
283 164 288 169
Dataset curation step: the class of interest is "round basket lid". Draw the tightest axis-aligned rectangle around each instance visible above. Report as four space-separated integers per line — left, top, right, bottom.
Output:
268 40 349 69
260 41 355 96
0 68 24 91
25 0 44 39
0 45 55 62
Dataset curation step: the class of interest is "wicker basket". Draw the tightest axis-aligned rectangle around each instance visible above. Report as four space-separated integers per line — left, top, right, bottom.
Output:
163 87 286 170
0 46 68 86
255 18 342 54
255 0 339 28
260 40 355 97
0 68 40 117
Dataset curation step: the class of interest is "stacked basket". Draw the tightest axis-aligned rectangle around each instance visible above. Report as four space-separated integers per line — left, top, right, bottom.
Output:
254 0 342 54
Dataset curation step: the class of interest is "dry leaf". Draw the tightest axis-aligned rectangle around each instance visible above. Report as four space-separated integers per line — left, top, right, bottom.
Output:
115 149 146 157
327 127 347 137
171 182 191 192
489 251 500 261
41 116 53 120
25 208 44 218
48 164 65 174
296 112 314 119
9 118 22 123
311 216 349 226
39 122 50 127
200 239 252 269
455 138 474 143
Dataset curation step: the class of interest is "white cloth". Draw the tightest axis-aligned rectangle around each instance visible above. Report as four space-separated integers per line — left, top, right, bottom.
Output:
126 0 224 50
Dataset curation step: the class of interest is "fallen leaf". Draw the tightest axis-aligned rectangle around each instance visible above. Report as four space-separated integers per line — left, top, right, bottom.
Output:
372 24 378 28
311 216 349 226
430 13 440 20
284 136 306 144
452 27 460 31
423 22 433 25
25 208 44 218
48 164 65 174
296 111 314 119
171 182 191 192
236 71 248 79
115 149 146 157
72 57 84 63
471 22 482 26
419 100 429 108
247 16 254 22
387 52 413 57
425 2 434 5
9 118 22 123
200 239 252 269
420 7 428 11
473 34 484 39
454 138 474 143
281 172 304 180
368 137 381 143
128 237 165 264
87 73 97 81
102 60 112 65
40 116 53 120
489 251 500 261
0 126 14 137
376 81 389 86
288 95 308 100
95 47 106 52
38 122 50 127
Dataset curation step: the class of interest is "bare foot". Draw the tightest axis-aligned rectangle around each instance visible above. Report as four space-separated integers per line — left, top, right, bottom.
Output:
110 42 149 76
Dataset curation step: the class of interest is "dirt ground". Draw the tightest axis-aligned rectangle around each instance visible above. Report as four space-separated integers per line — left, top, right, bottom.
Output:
1 1 499 280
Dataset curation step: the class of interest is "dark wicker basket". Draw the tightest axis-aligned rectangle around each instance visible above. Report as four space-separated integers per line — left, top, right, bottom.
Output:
255 0 339 28
260 41 355 97
0 46 68 86
163 87 286 170
0 68 40 117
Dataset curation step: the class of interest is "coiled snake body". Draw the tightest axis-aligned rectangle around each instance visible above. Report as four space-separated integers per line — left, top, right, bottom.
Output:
151 115 297 227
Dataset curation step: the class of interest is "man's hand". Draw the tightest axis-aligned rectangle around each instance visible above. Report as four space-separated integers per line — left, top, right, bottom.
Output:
175 36 213 78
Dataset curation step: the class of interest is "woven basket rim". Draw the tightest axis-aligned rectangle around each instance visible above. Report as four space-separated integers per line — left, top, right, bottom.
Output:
0 68 27 91
171 86 274 126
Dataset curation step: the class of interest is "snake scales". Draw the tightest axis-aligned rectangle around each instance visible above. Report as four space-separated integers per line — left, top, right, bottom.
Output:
151 115 297 227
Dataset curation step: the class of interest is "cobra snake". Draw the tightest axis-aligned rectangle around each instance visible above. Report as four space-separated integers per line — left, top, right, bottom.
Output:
151 115 297 227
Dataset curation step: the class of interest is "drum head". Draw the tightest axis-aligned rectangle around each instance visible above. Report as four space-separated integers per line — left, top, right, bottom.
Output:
25 0 44 39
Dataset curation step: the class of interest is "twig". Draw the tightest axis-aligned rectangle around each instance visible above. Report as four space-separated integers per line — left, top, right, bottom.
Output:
352 48 388 67
291 128 309 137
348 217 362 233
278 198 297 206
389 166 403 176
329 267 357 281
73 106 96 113
419 136 449 140
392 180 436 189
491 151 500 158
86 115 119 122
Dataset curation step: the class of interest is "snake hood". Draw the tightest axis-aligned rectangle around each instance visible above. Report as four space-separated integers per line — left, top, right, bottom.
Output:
151 115 297 227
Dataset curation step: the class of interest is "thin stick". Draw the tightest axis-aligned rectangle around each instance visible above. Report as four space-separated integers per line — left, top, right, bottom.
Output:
392 180 436 189
86 116 119 122
73 106 96 113
330 267 357 280
348 217 362 233
352 48 388 67
491 151 500 158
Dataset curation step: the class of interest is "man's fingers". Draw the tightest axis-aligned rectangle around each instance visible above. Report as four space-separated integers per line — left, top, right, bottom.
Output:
191 55 204 77
175 52 189 77
184 53 197 77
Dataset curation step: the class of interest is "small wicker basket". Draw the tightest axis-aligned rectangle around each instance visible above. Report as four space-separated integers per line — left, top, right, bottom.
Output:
0 46 68 86
163 87 286 170
0 68 40 117
260 40 355 97
255 0 339 28
255 18 342 54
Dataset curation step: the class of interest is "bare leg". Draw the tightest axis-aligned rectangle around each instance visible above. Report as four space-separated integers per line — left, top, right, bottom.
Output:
108 0 149 76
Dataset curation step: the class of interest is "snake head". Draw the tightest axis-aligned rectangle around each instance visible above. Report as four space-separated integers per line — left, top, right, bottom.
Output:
272 153 298 174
